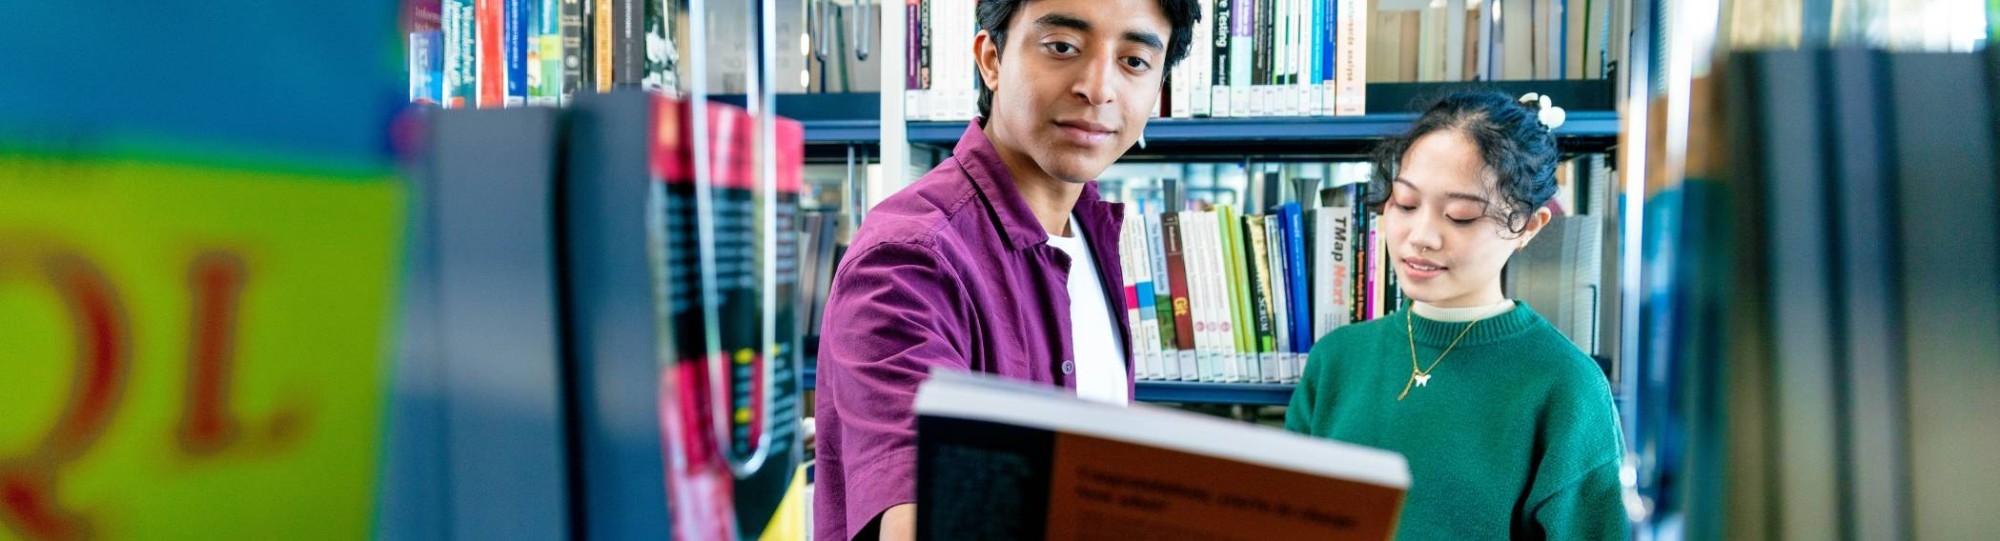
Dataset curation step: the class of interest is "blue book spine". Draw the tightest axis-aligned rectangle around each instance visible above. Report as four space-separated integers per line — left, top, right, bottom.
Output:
420 30 446 104
443 0 477 107
504 0 529 105
1321 0 1337 84
1309 0 1321 84
1282 202 1311 351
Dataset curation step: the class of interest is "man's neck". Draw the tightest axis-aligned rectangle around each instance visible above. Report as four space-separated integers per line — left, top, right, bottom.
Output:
984 121 1086 237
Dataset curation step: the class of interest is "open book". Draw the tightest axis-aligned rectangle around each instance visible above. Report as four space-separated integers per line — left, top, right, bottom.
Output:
914 372 1410 540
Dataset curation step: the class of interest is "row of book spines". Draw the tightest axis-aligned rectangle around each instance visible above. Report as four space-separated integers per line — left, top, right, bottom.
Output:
412 0 639 108
1117 192 1397 384
1170 0 1368 118
901 0 1367 121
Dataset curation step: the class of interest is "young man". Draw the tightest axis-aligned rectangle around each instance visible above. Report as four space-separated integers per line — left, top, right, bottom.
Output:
814 0 1200 539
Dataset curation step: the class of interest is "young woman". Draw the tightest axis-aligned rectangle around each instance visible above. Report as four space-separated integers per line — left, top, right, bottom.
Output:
1285 91 1627 539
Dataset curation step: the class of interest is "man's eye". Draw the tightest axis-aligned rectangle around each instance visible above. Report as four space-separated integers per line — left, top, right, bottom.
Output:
1046 42 1077 55
1123 57 1151 70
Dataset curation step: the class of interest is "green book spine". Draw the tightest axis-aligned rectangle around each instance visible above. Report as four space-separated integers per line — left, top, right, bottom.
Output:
1216 205 1247 382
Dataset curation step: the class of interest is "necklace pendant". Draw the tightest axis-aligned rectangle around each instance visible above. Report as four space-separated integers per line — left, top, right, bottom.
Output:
1414 372 1432 387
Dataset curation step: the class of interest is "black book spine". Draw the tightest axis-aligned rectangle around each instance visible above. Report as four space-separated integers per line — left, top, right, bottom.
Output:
919 0 931 91
613 0 641 85
1212 0 1230 86
561 0 584 100
1256 0 1273 84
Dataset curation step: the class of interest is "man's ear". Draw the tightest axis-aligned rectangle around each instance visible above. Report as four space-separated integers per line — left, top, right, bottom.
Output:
975 31 1002 94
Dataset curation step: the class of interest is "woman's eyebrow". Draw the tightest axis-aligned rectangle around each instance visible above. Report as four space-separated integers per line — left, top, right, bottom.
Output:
1395 178 1491 205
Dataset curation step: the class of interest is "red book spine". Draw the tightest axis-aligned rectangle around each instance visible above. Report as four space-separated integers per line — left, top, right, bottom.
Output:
476 0 505 107
1162 212 1197 352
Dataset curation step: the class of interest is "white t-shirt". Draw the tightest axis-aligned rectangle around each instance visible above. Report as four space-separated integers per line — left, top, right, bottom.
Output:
1046 214 1130 405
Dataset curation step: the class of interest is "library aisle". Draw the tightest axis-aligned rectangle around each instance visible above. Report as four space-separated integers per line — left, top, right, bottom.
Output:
1 0 1995 540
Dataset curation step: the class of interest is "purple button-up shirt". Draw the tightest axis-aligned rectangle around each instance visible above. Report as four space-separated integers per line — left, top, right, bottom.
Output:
813 120 1133 540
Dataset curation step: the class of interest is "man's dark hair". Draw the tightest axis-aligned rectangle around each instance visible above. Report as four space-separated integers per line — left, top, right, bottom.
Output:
975 0 1203 119
1365 90 1562 236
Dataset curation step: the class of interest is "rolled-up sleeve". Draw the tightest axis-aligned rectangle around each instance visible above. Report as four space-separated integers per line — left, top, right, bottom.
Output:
818 240 970 538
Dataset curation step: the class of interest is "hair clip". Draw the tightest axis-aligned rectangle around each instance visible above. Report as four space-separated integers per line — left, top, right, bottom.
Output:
1519 92 1566 131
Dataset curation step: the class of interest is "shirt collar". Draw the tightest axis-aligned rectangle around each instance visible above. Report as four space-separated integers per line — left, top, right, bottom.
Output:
954 118 1123 251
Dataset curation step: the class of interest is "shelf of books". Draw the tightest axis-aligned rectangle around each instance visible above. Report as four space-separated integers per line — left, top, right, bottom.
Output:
798 154 1618 407
409 0 1628 410
404 0 1626 149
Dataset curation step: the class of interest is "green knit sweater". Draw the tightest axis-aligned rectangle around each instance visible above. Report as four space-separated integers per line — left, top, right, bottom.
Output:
1285 301 1628 540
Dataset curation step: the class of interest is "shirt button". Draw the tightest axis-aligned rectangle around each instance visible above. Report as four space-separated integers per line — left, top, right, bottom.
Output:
1061 360 1076 375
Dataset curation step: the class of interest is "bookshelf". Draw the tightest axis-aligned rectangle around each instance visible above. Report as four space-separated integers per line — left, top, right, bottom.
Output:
788 81 1625 406
404 0 1633 403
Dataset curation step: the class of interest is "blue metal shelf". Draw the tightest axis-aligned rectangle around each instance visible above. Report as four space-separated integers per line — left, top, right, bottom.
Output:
803 365 1295 406
801 119 882 144
805 111 1618 147
1133 380 1296 405
791 81 1620 146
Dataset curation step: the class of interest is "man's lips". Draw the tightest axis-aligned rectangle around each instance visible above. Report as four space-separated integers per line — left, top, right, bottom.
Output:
1054 119 1117 145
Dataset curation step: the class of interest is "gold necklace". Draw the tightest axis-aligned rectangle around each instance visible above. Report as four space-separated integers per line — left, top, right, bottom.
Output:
1397 309 1479 401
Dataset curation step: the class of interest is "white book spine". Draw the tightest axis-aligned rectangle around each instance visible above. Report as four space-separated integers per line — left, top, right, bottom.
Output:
1190 0 1213 117
1300 0 1314 117
1298 0 1314 120
1336 0 1367 115
1190 211 1215 382
1216 211 1232 380
1200 212 1230 383
1292 0 1309 117
1206 211 1232 383
934 0 947 119
1206 211 1230 382
1171 57 1192 118
1313 207 1355 338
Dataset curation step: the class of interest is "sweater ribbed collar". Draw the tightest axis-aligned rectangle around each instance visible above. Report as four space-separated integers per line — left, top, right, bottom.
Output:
1394 299 1543 348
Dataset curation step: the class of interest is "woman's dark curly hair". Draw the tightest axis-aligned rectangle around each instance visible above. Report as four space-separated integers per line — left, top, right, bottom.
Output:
1366 90 1561 236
